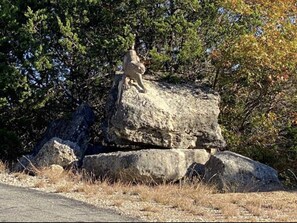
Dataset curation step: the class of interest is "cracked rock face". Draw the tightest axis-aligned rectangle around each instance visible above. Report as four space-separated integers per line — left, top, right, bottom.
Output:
33 137 80 168
13 137 80 172
82 149 211 183
103 76 226 150
203 151 284 192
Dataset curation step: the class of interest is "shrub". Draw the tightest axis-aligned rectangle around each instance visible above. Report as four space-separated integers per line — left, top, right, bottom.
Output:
0 129 22 161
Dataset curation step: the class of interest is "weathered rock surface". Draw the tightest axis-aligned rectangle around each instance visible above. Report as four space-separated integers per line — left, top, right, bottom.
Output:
103 76 226 150
32 103 95 157
202 151 284 192
82 149 212 183
33 137 80 168
47 164 64 175
13 137 80 171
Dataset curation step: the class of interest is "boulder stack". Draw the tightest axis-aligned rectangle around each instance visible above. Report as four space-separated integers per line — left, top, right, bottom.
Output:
17 76 283 192
102 75 226 150
83 76 225 184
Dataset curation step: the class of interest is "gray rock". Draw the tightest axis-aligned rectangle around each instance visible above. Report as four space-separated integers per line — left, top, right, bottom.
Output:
202 151 284 192
33 137 80 168
47 164 64 175
13 154 35 172
13 138 80 171
103 76 226 150
82 149 211 183
32 103 94 157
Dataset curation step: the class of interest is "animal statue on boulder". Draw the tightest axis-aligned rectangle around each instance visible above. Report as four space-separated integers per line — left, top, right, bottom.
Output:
122 41 147 93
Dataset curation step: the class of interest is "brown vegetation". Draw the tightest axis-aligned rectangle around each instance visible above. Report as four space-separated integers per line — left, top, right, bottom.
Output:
0 161 296 222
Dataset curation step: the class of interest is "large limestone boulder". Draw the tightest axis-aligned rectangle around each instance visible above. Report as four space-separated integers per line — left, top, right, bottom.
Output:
32 103 95 157
202 151 284 192
82 149 212 183
103 76 226 150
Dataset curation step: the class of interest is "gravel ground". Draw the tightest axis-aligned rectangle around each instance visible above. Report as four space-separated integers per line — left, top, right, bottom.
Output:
0 171 296 222
0 172 205 222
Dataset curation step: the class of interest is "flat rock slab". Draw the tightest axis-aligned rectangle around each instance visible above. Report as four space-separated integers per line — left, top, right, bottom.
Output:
82 149 211 184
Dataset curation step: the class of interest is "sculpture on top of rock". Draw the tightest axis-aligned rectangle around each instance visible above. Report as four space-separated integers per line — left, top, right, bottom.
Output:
122 40 147 93
103 73 226 151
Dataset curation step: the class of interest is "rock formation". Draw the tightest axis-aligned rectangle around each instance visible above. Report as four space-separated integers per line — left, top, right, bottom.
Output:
17 76 283 192
202 151 284 192
103 75 226 150
82 149 212 184
32 103 95 157
33 137 80 168
13 103 94 172
81 76 225 183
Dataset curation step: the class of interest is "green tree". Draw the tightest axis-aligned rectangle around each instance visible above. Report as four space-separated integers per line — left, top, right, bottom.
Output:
210 0 297 185
0 0 220 158
1 0 296 187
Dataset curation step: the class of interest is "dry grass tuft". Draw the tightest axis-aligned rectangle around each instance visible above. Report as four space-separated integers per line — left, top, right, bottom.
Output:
74 180 101 196
54 181 75 193
34 180 47 188
12 172 29 181
244 200 262 216
0 161 7 173
36 166 70 184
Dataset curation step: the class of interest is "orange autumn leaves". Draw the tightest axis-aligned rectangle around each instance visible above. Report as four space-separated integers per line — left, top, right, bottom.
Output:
221 0 297 17
218 0 297 86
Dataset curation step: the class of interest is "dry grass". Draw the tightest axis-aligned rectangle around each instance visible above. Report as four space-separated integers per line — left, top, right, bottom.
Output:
54 181 75 193
12 172 29 181
1 166 297 222
140 205 159 213
0 161 6 173
35 166 67 183
34 180 47 188
111 199 124 207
